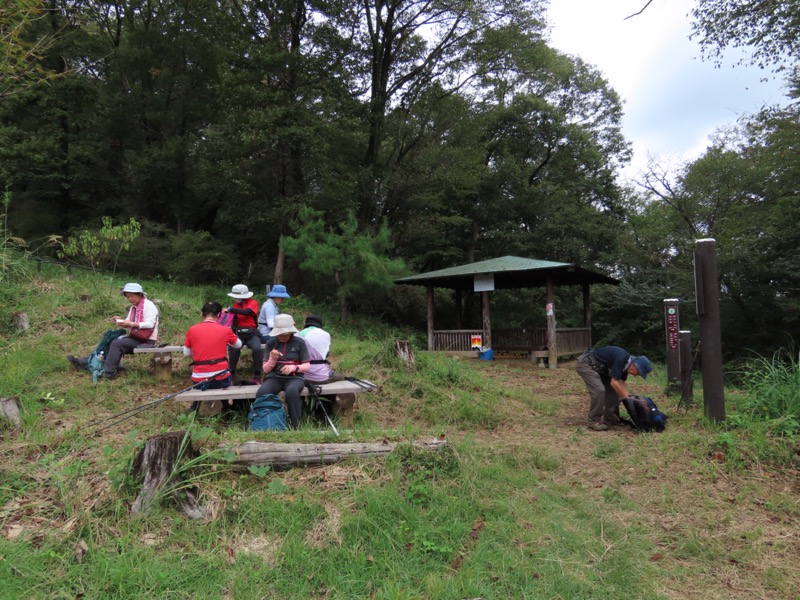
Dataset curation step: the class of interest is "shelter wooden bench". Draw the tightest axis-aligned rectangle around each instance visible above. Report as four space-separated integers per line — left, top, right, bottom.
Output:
174 379 378 426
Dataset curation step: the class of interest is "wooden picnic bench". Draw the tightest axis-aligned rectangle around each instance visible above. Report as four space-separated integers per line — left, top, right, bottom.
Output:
133 344 269 380
174 379 378 426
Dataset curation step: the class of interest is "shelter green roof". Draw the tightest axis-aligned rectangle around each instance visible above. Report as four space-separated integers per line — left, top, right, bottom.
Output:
395 255 619 290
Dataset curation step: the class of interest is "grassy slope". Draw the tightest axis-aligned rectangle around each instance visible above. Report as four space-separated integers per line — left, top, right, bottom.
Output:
0 265 798 599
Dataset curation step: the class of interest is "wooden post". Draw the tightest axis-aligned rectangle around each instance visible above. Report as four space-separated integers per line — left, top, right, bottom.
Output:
152 353 172 381
454 289 462 330
0 396 22 427
694 239 725 422
679 330 694 408
131 431 206 520
546 303 557 369
427 285 434 351
582 283 592 347
664 299 681 394
481 291 491 349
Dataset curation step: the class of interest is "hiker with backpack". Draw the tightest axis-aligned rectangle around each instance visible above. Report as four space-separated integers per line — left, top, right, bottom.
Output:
256 314 311 429
67 282 159 380
298 314 356 420
224 284 263 383
576 346 653 431
257 284 290 342
183 301 242 389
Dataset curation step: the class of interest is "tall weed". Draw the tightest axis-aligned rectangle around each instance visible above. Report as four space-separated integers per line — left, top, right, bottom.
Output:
737 348 800 436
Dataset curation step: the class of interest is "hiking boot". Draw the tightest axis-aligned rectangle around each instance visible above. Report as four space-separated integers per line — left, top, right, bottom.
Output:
67 355 88 370
588 421 609 432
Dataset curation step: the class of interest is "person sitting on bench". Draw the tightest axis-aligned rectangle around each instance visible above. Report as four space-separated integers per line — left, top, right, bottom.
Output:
256 314 310 429
184 301 242 390
224 284 263 383
298 314 356 418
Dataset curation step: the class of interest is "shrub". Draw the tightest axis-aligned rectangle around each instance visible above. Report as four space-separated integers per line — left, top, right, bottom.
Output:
168 230 239 285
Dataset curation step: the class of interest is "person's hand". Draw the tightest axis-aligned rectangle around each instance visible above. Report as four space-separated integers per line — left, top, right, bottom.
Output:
280 365 295 376
269 349 282 360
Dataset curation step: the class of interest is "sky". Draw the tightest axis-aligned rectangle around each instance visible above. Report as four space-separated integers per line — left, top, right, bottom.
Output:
546 0 789 181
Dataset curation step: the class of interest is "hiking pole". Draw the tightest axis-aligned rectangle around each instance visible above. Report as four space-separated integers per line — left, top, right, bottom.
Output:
89 371 229 433
305 382 339 436
344 376 377 391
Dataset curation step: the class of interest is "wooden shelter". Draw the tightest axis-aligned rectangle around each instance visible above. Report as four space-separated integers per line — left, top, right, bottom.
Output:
394 256 619 365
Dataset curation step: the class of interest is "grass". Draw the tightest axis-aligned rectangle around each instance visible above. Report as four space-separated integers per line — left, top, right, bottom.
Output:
0 262 798 599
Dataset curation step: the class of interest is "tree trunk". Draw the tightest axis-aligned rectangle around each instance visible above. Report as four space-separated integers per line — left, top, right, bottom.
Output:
223 438 447 468
0 397 22 427
131 431 205 520
273 245 285 284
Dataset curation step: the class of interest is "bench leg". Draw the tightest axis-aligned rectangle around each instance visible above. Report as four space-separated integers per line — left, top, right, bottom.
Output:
152 354 172 381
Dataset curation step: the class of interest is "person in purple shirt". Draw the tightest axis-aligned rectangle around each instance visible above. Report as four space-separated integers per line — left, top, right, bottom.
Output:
576 346 653 431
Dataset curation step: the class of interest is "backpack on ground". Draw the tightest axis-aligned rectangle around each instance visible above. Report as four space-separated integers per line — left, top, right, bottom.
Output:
621 395 668 432
87 329 127 382
248 394 288 431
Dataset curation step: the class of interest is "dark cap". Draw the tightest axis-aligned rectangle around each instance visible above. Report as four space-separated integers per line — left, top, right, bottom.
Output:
304 314 324 329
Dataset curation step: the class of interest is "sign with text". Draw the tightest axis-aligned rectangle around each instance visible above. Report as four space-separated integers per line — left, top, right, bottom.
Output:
474 273 494 292
664 299 681 388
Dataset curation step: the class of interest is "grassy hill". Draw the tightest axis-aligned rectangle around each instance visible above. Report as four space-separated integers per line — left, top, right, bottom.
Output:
0 264 798 599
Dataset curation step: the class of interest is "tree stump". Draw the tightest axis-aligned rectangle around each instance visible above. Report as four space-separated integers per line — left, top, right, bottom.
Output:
394 339 416 371
223 438 447 469
130 431 205 519
12 312 29 332
151 353 173 381
0 396 22 427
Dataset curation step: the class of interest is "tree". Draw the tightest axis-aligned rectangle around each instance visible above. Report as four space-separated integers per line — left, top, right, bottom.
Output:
281 206 406 321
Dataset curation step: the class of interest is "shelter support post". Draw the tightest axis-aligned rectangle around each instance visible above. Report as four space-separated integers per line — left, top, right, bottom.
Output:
582 283 592 346
481 291 492 349
427 285 434 351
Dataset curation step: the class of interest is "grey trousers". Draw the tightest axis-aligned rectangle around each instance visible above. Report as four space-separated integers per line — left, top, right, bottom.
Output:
104 336 152 377
576 354 620 423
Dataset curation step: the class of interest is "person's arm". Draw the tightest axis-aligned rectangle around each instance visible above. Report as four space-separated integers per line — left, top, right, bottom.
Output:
228 304 256 318
610 378 631 399
228 330 243 349
141 302 159 329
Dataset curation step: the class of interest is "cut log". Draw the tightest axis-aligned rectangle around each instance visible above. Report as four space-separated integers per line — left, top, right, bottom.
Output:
222 438 447 468
0 396 22 427
12 311 29 332
130 431 205 519
394 339 416 370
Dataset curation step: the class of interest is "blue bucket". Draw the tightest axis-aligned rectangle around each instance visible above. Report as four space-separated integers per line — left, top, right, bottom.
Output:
478 349 494 361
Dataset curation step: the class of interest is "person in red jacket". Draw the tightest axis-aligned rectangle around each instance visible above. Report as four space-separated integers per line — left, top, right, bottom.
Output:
224 284 263 382
183 301 242 389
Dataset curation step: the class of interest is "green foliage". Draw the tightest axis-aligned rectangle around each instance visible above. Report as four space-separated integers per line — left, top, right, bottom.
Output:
281 207 406 317
167 230 239 285
0 187 29 283
57 217 141 276
736 348 800 437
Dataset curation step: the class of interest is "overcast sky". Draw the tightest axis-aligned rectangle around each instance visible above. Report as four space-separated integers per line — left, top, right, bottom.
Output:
546 0 788 180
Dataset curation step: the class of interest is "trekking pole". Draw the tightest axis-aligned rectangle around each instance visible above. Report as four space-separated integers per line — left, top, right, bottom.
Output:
305 382 339 436
344 376 377 391
89 371 229 433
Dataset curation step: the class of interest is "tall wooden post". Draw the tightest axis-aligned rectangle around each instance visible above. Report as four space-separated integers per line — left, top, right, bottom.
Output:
679 330 693 408
694 239 725 422
481 291 492 349
664 299 681 394
427 285 434 351
546 277 557 367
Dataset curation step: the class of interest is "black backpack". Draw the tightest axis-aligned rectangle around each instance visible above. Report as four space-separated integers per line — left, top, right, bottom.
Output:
621 395 668 432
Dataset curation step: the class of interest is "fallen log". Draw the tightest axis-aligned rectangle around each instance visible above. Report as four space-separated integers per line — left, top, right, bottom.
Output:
221 438 447 468
0 396 22 427
130 431 205 520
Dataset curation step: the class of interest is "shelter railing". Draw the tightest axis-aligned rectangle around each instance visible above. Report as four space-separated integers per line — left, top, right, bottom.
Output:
432 328 590 356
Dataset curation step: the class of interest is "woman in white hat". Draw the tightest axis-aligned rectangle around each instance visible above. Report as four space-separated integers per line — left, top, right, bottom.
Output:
224 284 263 382
257 313 311 428
68 282 159 379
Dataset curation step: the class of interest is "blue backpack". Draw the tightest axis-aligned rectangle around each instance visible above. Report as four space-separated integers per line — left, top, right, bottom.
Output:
248 394 288 431
87 328 127 382
622 395 668 432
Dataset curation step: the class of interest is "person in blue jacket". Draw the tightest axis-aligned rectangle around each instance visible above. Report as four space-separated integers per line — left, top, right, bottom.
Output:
576 346 652 431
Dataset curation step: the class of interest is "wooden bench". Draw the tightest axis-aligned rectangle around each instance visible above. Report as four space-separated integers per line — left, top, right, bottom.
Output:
174 379 378 426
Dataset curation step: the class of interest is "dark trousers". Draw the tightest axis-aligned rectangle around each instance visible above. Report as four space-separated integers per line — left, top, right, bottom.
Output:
257 376 305 428
228 334 263 379
104 336 153 377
